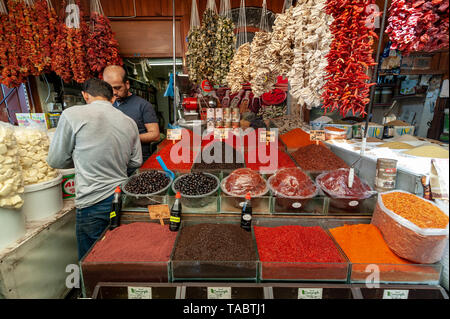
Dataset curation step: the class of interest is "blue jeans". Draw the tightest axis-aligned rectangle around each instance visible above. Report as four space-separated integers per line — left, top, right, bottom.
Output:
76 195 114 261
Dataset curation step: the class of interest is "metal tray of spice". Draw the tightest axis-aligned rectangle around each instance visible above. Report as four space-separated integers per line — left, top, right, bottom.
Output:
252 218 350 282
170 220 259 282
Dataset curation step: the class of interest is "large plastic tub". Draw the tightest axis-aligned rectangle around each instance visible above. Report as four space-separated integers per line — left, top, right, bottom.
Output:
171 173 220 208
22 174 63 221
0 206 26 250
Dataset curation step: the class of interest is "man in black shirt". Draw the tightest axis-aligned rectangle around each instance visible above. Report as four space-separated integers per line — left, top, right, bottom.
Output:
103 65 160 167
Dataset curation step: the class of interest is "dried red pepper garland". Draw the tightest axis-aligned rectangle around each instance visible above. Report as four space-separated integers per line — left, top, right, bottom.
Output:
34 0 58 73
0 7 8 72
51 22 73 83
86 12 122 75
386 0 449 53
322 0 378 117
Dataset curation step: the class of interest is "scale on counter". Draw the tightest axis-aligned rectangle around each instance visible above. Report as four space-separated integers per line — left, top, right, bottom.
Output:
175 74 206 131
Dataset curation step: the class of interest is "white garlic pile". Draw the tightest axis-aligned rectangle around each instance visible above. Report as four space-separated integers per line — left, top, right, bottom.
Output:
226 42 251 93
14 128 58 185
0 124 24 209
288 0 333 109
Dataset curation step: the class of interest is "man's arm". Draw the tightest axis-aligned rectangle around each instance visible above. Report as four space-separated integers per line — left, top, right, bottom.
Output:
46 114 75 169
140 102 160 143
128 128 143 169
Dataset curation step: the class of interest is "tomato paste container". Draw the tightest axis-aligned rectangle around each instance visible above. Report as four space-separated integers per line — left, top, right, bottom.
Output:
253 219 350 282
316 168 376 211
220 168 269 210
60 168 75 199
81 222 177 298
170 221 259 282
267 168 319 213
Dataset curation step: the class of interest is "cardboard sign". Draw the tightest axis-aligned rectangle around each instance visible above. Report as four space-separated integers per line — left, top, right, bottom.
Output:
148 205 170 226
298 288 323 299
167 129 182 141
128 287 152 299
214 128 229 140
207 287 232 299
310 130 326 141
259 130 276 143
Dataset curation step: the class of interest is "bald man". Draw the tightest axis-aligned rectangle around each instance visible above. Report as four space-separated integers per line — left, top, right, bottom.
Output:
103 65 160 169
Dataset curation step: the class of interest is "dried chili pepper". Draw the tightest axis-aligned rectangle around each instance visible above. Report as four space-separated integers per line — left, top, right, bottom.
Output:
321 0 378 117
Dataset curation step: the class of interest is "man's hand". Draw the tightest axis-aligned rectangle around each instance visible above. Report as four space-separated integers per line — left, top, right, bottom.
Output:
140 123 160 143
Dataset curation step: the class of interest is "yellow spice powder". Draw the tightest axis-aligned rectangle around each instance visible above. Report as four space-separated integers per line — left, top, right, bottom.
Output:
403 145 449 159
377 142 414 150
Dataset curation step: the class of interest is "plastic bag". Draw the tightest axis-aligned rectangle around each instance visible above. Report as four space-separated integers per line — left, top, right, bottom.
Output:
268 167 318 198
222 168 267 197
316 168 375 199
66 0 81 28
90 0 103 16
236 0 248 48
206 0 217 13
371 190 449 264
0 0 7 14
190 0 200 30
219 0 232 20
282 0 293 13
0 122 24 209
259 0 270 32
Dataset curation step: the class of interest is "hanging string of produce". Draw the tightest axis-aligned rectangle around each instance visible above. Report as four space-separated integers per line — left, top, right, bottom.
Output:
186 0 201 84
288 0 333 109
35 0 58 73
226 42 251 93
51 8 72 83
86 0 122 75
0 0 9 80
213 0 236 86
321 0 378 117
386 0 449 54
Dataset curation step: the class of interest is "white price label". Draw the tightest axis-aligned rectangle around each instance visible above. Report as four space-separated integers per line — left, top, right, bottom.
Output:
292 202 302 209
298 288 323 299
349 201 359 207
128 287 152 299
208 287 231 299
214 128 229 140
167 129 182 141
259 131 276 143
383 290 409 299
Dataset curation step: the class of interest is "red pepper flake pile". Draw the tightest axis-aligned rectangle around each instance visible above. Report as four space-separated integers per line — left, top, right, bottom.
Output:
322 0 378 117
245 146 296 173
255 225 344 263
291 144 349 172
142 143 197 172
84 222 177 262
86 11 122 75
386 0 449 53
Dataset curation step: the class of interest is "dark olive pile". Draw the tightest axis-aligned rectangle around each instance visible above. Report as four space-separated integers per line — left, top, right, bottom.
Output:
174 173 218 196
124 171 170 195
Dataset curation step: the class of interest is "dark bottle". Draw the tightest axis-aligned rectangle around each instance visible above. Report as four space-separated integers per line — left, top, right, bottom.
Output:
109 186 122 230
170 192 182 232
241 193 252 232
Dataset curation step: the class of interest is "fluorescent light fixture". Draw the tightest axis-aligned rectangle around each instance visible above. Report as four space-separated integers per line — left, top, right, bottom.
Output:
147 58 183 66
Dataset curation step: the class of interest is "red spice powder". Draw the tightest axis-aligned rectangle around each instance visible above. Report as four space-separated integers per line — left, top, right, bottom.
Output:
318 169 372 198
245 145 296 172
291 144 349 172
142 143 196 172
254 226 344 263
84 222 177 262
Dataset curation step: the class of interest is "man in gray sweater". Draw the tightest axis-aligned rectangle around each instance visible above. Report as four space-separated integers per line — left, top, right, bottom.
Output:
47 78 142 260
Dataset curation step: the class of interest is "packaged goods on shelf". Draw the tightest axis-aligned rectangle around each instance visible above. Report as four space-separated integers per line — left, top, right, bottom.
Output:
372 191 449 264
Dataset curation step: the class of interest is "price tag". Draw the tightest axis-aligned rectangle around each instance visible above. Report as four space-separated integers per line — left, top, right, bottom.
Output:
259 130 276 143
128 287 152 299
383 290 409 299
298 288 323 299
214 128 229 140
348 167 355 188
310 130 326 142
207 287 232 299
148 205 171 226
167 129 182 141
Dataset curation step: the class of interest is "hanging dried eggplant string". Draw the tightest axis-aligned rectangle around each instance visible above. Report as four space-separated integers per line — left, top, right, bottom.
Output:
236 0 248 49
86 0 122 75
213 0 236 86
288 0 333 109
197 7 219 84
226 42 251 93
186 0 201 84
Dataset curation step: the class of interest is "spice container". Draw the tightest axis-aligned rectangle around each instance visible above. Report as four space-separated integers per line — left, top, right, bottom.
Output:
81 222 177 297
316 169 376 211
374 158 398 193
170 221 259 281
267 168 319 212
324 126 348 140
371 191 449 264
171 172 219 208
221 168 269 209
325 124 353 139
122 170 173 207
253 219 349 282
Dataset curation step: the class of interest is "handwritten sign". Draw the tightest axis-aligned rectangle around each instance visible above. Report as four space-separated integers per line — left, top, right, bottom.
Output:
148 205 170 226
214 128 229 140
310 130 326 142
167 129 182 141
259 130 276 143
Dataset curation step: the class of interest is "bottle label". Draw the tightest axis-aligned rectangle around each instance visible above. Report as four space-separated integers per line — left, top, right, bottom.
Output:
110 211 116 219
170 216 181 223
242 214 252 221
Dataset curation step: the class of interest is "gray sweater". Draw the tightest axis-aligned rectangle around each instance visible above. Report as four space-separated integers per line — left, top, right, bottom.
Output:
47 100 142 209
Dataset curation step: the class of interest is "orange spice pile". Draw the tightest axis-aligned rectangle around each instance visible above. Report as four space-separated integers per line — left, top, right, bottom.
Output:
329 224 410 264
382 192 449 229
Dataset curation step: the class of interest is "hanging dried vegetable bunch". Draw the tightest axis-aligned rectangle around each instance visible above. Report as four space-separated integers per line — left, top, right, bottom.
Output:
386 0 449 54
186 27 202 84
321 0 378 117
197 8 219 85
226 42 251 93
86 0 122 75
249 31 273 97
288 0 333 109
51 17 72 83
212 16 236 86
0 0 9 75
33 0 58 74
